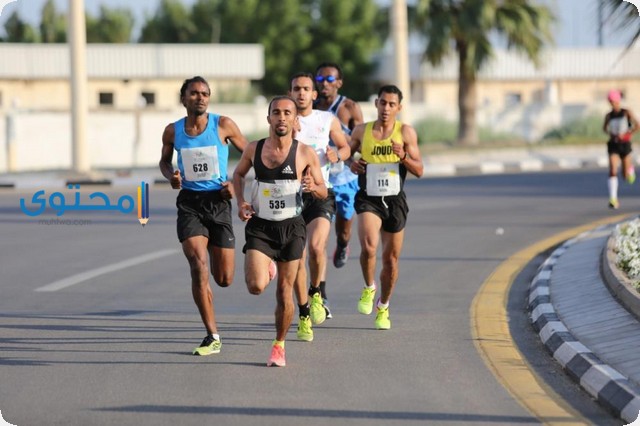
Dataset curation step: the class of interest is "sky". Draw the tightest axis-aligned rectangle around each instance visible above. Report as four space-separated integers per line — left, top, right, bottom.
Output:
0 0 638 47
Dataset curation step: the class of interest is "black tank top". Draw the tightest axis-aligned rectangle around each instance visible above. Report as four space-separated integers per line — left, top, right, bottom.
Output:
254 138 299 181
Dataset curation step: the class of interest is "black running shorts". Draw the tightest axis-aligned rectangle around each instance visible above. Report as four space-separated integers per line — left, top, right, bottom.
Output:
607 140 632 158
354 191 409 233
243 215 306 262
176 189 235 248
302 189 336 224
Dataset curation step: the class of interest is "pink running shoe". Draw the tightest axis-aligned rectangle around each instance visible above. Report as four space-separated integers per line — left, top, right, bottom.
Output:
268 260 277 281
267 344 286 367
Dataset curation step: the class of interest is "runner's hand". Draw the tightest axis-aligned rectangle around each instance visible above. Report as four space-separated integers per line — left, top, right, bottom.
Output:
220 181 234 200
238 201 254 221
170 170 182 189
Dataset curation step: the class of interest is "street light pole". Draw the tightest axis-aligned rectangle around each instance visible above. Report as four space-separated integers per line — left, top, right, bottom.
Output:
69 0 90 174
392 0 411 123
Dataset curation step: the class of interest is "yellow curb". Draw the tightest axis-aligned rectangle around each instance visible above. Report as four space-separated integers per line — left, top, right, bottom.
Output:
470 214 631 425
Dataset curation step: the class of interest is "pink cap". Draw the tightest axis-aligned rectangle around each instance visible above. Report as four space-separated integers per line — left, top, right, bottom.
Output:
608 89 622 102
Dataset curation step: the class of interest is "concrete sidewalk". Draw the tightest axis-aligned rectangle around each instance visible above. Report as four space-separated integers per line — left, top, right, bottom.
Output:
529 224 640 424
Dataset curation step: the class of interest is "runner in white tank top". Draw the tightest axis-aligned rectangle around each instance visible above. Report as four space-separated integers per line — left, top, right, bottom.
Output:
289 72 350 336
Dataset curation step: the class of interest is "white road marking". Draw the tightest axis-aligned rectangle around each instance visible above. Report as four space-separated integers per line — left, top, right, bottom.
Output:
34 249 180 292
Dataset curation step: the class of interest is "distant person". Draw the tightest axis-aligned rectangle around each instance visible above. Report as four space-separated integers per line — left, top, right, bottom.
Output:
603 89 639 209
233 95 327 367
289 72 350 329
159 76 247 355
314 62 364 271
349 85 424 330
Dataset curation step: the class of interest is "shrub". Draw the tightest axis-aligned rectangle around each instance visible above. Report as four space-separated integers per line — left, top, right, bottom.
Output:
614 219 640 291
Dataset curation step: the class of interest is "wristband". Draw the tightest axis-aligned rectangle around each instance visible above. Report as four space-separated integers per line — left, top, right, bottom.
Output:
401 152 408 161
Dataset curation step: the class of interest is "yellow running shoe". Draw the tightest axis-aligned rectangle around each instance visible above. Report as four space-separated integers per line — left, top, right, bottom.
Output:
357 287 376 315
375 307 391 330
192 335 221 356
609 199 620 209
297 315 313 342
309 293 327 325
627 171 636 184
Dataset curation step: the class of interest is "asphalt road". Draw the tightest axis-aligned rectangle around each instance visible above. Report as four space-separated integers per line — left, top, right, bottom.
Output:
0 170 635 426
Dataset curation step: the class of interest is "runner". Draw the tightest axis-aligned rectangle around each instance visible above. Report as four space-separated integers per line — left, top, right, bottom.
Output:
314 62 364 271
232 95 327 367
603 89 638 209
159 76 247 355
349 85 424 330
289 72 350 328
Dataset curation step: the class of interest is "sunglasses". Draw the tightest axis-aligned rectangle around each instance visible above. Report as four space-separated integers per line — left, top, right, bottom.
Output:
315 75 337 83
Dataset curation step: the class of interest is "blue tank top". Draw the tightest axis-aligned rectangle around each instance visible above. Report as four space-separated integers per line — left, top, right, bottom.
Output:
174 113 228 191
326 95 359 186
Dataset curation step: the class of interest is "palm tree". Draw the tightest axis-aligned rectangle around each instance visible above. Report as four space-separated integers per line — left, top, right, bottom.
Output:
602 0 640 49
415 0 554 146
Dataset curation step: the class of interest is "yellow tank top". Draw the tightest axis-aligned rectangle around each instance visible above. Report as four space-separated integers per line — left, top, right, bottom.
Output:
361 121 404 164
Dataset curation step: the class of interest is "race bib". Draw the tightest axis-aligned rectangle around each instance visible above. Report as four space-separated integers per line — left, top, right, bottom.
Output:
609 117 630 136
254 180 301 221
182 146 220 181
366 163 400 196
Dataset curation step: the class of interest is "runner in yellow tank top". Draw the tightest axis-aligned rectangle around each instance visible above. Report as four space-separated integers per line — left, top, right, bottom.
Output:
348 85 424 330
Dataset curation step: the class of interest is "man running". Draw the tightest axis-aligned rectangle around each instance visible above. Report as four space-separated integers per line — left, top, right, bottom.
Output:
233 95 327 367
289 72 350 331
159 76 247 355
349 85 424 330
314 62 364 270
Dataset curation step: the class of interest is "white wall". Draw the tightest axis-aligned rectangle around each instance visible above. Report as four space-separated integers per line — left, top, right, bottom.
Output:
0 101 631 173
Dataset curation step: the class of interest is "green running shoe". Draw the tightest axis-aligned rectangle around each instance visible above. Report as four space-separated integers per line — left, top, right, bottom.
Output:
193 335 221 356
309 293 326 325
357 287 376 315
375 307 391 330
297 315 313 342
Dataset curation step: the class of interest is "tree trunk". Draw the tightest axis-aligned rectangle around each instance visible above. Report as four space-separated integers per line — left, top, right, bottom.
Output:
457 43 479 146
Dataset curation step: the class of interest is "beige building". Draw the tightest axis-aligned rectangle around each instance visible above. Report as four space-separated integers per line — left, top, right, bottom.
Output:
374 46 640 136
0 43 264 112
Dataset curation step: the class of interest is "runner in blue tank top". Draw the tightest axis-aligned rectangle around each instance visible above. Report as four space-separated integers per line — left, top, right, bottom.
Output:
159 76 248 356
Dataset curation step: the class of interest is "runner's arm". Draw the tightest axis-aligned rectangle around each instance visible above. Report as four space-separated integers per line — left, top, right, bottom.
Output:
159 123 182 189
399 125 424 178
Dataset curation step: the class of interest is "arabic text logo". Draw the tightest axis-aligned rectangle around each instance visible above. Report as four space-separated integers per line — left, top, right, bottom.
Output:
137 181 149 226
19 184 149 226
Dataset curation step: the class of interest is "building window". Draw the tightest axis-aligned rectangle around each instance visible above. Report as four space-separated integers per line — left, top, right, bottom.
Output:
505 92 522 106
141 92 155 107
99 92 114 106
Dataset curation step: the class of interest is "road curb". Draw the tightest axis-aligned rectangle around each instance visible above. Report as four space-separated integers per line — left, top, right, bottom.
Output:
529 229 640 423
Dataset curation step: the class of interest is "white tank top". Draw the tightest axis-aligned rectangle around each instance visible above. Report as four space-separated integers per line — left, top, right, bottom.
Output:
297 110 334 187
